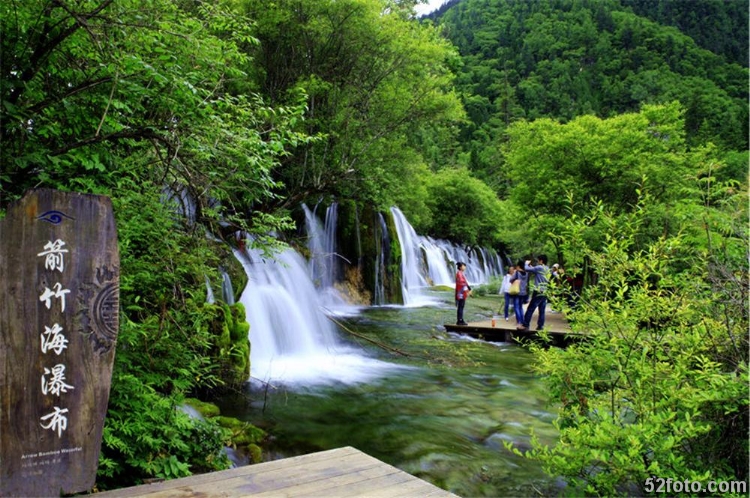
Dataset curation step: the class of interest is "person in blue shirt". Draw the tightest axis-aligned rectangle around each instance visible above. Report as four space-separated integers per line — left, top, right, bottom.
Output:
516 254 550 331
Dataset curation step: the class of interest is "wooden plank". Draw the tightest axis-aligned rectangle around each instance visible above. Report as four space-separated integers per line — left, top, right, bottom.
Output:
306 470 416 496
143 450 383 497
97 447 363 497
355 475 454 497
96 447 457 498
243 463 405 497
444 307 586 347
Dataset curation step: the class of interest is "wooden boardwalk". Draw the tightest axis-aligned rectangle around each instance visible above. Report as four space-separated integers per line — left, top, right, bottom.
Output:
445 308 584 346
96 446 458 497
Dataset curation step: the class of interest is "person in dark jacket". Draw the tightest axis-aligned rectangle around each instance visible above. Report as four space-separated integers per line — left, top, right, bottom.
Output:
517 254 550 331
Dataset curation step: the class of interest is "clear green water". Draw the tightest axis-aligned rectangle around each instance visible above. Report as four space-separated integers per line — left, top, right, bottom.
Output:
217 291 561 497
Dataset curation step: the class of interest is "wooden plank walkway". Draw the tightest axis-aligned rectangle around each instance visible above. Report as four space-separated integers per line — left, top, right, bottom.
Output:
96 446 459 497
445 308 584 346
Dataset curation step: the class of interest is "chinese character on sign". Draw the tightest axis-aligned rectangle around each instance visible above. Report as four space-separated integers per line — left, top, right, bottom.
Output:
37 239 68 272
41 364 74 396
40 323 68 355
40 407 69 437
39 283 71 312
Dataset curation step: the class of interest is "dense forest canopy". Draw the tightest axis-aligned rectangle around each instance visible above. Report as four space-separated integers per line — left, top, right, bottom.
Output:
621 0 749 66
1 0 747 492
433 0 748 188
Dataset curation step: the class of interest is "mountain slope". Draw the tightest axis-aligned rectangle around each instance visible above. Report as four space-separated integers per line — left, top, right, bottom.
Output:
433 0 748 161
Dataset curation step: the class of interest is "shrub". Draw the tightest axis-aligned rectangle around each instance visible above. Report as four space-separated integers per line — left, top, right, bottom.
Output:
512 187 748 495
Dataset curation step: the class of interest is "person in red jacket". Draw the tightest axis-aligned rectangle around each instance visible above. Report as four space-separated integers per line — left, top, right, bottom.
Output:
455 262 472 325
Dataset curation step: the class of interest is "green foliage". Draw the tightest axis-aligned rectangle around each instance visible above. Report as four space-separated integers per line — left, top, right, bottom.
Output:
241 0 466 210
98 371 231 488
621 0 749 67
0 0 305 240
423 167 503 246
512 185 748 495
470 276 503 297
500 103 697 258
96 184 242 488
2 2 306 487
436 0 748 188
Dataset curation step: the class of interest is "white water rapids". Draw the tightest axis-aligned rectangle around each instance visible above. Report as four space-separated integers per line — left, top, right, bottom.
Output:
233 205 504 386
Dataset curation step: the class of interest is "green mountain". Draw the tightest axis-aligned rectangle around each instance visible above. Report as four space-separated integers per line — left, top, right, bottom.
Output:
621 0 749 67
431 0 748 171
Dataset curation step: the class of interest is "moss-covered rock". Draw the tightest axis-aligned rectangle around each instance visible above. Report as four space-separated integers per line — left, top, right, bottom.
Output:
214 416 267 464
184 397 221 418
203 301 251 390
229 302 250 341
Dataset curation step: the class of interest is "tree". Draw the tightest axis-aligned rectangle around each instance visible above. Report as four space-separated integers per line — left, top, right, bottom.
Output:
424 167 503 246
0 0 305 237
1 0 305 487
434 0 748 191
513 180 748 495
240 0 465 211
621 0 749 67
501 103 692 257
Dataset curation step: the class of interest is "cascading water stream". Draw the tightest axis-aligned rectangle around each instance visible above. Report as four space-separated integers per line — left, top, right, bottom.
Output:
420 237 454 286
389 206 505 303
389 207 433 306
373 213 389 305
303 203 355 313
231 206 503 385
304 203 332 289
220 268 235 305
234 245 401 386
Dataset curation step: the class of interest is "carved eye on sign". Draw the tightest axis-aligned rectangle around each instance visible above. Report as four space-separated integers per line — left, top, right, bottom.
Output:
37 210 75 225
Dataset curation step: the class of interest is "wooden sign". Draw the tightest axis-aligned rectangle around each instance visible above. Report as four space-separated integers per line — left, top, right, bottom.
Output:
0 189 120 496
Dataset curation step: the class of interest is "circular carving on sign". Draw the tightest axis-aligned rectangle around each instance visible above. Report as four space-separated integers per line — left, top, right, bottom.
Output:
92 282 119 342
77 268 120 355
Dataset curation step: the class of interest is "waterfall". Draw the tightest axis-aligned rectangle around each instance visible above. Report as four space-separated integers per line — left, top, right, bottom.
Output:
389 207 433 306
304 201 340 289
373 213 388 305
235 245 400 386
303 202 353 312
389 207 504 302
205 275 216 304
420 236 454 286
220 268 235 305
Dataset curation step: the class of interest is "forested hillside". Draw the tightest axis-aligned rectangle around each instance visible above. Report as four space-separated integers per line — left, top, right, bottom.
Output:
432 0 748 188
621 0 749 66
1 0 747 493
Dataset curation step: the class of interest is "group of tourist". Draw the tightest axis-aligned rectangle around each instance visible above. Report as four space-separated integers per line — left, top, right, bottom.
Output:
455 256 563 329
499 255 559 331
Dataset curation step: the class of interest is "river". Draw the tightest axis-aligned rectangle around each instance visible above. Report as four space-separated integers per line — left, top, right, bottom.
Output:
216 289 561 497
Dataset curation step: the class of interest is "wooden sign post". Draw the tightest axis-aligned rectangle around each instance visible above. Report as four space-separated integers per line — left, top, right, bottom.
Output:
0 189 120 496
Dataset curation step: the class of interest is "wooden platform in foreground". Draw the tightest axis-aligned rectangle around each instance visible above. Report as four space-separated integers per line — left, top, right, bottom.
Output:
445 309 584 346
96 446 459 498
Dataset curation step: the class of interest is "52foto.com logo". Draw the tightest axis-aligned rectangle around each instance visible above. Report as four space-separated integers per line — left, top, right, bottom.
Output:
645 477 747 495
